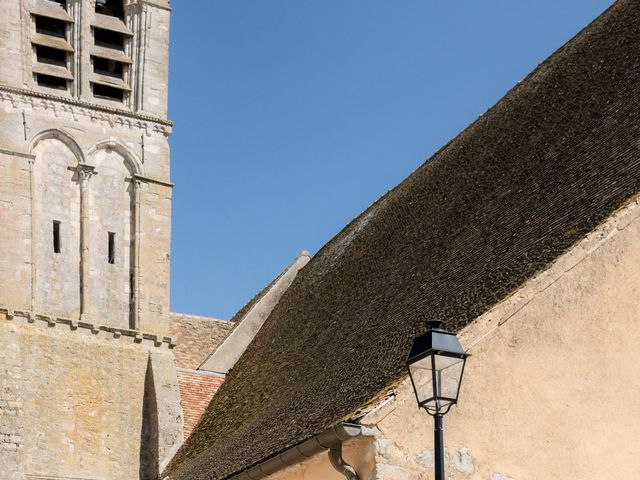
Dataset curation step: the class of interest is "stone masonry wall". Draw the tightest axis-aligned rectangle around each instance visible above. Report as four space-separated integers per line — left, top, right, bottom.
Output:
0 150 32 311
0 2 180 479
138 179 173 334
0 0 174 334
31 138 82 319
0 309 182 480
0 0 171 118
0 319 23 479
0 100 173 334
137 2 172 117
0 0 23 89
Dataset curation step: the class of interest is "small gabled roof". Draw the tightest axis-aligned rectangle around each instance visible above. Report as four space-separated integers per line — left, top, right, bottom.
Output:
169 313 233 370
199 252 311 374
165 2 640 479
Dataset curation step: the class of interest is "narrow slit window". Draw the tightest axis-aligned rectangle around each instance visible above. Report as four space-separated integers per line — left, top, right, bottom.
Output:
108 232 115 264
53 221 61 254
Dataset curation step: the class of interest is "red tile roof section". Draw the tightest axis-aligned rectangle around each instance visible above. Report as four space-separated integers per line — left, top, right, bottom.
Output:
177 369 225 440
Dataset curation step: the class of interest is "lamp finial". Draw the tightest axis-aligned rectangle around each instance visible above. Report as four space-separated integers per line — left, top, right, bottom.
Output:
427 320 443 330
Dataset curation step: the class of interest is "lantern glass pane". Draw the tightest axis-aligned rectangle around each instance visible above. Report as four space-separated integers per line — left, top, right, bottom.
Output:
434 353 464 401
409 353 465 413
408 356 434 405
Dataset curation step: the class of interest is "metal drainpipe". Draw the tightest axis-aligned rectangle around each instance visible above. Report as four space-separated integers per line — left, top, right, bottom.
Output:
328 442 359 480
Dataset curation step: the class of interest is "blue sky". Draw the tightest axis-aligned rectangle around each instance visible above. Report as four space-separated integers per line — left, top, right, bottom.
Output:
168 0 613 320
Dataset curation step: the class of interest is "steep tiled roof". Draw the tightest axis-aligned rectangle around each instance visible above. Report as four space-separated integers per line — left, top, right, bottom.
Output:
165 2 640 478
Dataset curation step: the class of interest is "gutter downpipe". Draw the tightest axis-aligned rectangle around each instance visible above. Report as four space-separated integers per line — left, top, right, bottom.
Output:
328 442 359 480
227 423 361 480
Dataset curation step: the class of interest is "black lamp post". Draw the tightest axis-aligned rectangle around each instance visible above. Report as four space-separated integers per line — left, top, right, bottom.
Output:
406 320 468 480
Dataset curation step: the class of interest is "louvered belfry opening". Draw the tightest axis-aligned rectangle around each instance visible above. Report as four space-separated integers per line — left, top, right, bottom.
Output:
27 0 136 104
91 0 132 103
30 0 73 91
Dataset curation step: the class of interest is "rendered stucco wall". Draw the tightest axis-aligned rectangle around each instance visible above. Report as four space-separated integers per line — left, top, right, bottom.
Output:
263 438 377 480
267 197 640 480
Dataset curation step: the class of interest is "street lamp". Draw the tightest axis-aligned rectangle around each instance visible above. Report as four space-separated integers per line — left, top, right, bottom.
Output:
406 320 468 480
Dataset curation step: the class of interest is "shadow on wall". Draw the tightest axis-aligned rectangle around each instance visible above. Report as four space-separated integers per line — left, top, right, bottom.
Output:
140 354 159 479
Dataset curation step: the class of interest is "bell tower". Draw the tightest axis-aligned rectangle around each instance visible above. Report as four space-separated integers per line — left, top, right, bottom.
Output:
0 2 183 479
0 0 174 334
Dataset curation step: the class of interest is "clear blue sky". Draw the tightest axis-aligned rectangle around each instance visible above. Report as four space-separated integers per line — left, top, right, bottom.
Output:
168 0 613 320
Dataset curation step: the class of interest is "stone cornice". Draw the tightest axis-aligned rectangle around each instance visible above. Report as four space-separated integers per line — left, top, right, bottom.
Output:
0 305 176 349
140 0 172 12
0 85 174 136
0 147 35 160
134 173 174 188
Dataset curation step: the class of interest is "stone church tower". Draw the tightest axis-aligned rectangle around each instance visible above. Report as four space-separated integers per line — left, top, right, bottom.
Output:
0 1 183 479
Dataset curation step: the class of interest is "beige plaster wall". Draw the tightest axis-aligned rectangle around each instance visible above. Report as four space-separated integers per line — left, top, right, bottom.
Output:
265 437 377 480
268 197 640 480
